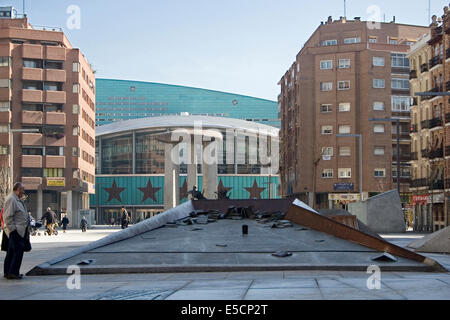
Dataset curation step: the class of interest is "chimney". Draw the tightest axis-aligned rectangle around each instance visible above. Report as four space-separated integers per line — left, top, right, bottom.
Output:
327 16 332 24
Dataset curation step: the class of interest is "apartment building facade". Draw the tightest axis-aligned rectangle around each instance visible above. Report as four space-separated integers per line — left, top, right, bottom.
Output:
0 7 95 226
279 16 429 209
408 8 450 232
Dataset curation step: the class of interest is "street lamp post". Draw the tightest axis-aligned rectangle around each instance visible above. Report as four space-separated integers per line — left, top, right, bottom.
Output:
336 134 363 200
9 128 39 190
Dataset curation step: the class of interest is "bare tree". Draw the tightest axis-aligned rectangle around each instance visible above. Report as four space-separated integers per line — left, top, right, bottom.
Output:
0 157 10 209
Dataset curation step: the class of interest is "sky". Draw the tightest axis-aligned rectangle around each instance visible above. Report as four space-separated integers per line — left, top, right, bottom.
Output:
3 0 450 100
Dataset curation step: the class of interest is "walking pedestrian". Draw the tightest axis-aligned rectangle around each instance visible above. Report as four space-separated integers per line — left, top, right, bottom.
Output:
61 214 69 233
2 182 32 280
120 206 129 229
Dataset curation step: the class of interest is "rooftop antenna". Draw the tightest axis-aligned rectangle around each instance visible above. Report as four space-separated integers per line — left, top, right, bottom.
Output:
344 0 347 18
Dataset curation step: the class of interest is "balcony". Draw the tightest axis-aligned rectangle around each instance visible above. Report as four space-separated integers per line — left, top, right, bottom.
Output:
21 177 42 190
45 69 66 82
429 117 442 129
21 67 43 81
0 65 11 78
421 119 430 129
21 155 42 168
410 178 428 188
420 63 429 73
429 148 443 159
421 95 433 101
421 149 430 158
21 111 43 124
410 123 418 133
409 70 417 79
21 89 43 103
44 90 66 104
431 180 444 190
0 133 10 145
0 111 11 123
45 135 66 147
45 155 65 168
21 44 43 59
429 56 442 69
45 112 66 125
45 46 66 61
21 133 43 146
0 87 12 101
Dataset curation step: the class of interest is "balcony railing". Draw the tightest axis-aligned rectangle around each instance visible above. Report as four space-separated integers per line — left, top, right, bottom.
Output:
430 86 443 93
420 63 429 73
409 70 417 79
429 56 442 69
410 178 428 188
429 117 442 128
421 149 430 158
421 119 430 129
431 180 444 190
429 148 443 159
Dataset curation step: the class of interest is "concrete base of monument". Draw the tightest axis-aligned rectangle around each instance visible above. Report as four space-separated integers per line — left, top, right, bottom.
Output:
27 200 446 276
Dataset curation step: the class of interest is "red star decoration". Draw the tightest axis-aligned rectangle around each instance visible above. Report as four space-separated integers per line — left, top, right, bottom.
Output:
217 179 232 194
244 180 266 200
104 180 126 202
138 180 161 202
180 180 188 200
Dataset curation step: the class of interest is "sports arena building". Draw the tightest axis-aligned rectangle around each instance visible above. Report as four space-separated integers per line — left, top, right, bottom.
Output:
90 115 280 224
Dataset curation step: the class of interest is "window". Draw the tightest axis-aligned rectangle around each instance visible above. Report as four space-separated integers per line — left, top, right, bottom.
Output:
320 82 333 91
23 59 42 68
338 59 350 68
72 104 79 114
321 125 333 134
374 168 386 177
72 62 79 72
389 37 398 44
73 83 80 93
373 57 385 66
0 145 8 155
321 147 333 156
338 168 351 178
0 57 11 67
0 79 11 88
339 147 351 156
369 37 377 43
374 146 385 155
21 168 42 177
320 60 333 70
338 125 351 134
321 39 337 46
320 104 332 113
72 147 79 157
338 103 350 112
0 101 10 112
44 82 60 91
44 168 63 178
45 146 63 156
338 81 350 90
373 124 385 133
391 96 410 112
373 101 385 111
391 53 409 68
72 126 80 136
373 79 385 88
391 78 410 90
344 37 361 44
322 169 333 178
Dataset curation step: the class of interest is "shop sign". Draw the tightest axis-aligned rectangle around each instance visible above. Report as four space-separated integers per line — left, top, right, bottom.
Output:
328 193 361 202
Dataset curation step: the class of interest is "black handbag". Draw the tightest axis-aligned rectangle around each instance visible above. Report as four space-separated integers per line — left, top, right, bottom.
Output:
24 229 32 252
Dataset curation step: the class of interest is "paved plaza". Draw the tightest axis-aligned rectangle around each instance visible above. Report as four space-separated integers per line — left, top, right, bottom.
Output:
0 229 449 300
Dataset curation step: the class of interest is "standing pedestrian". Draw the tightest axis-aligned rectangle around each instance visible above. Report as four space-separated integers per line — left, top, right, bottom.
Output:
120 206 129 229
2 182 32 280
61 214 69 233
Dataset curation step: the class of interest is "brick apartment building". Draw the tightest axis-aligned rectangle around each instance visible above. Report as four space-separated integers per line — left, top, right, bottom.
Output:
0 7 95 226
279 16 429 209
408 6 450 232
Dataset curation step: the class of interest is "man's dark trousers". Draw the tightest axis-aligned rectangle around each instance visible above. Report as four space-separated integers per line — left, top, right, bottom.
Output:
3 231 24 276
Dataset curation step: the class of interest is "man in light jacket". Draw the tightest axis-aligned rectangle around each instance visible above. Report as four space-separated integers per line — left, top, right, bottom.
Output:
3 182 30 280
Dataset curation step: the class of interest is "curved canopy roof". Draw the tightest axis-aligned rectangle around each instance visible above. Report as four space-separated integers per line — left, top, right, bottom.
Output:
96 115 280 137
